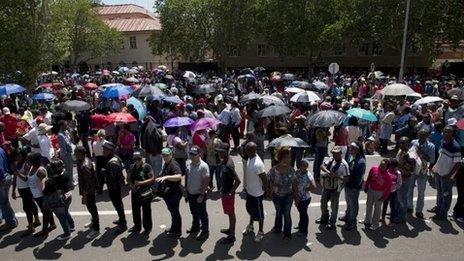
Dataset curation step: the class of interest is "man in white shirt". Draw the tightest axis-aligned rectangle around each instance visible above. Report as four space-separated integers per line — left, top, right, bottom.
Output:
217 102 231 144
37 123 54 166
230 101 242 150
22 120 42 153
242 142 268 243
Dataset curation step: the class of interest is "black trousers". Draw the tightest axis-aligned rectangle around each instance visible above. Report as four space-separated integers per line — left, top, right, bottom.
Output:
108 186 126 225
95 156 107 192
34 197 55 231
163 190 182 233
231 125 240 148
85 193 100 231
131 191 152 231
18 188 38 224
296 198 311 234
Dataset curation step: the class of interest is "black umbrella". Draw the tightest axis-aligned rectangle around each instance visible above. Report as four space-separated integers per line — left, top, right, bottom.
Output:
257 105 291 118
62 100 91 112
307 110 346 128
193 83 216 94
268 134 309 148
239 92 261 104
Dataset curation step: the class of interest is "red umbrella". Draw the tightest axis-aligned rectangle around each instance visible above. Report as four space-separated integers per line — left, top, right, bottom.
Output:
457 119 464 130
105 113 137 123
84 82 98 90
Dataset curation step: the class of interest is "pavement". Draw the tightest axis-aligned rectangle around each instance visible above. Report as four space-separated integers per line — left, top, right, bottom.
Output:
1 152 463 261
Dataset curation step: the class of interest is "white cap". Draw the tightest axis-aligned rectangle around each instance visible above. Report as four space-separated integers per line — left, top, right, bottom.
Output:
2 107 10 115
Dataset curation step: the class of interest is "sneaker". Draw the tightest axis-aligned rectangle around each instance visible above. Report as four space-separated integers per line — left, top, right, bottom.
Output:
57 233 72 241
427 206 438 213
84 222 93 228
220 235 236 244
48 224 57 232
220 228 230 235
196 231 209 241
295 231 307 237
128 227 141 233
86 230 100 239
242 225 254 235
415 212 424 219
70 227 76 233
114 225 127 235
166 231 181 238
338 216 347 222
254 231 264 242
0 223 17 231
315 218 328 224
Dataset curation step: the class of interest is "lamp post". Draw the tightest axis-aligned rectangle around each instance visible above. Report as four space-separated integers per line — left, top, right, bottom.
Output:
398 0 411 82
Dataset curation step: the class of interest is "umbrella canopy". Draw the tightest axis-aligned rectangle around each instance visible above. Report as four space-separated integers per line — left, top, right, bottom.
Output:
289 81 312 89
406 92 422 99
193 83 216 94
101 85 133 98
0 84 26 95
268 134 310 148
128 69 138 74
164 74 174 80
307 110 346 127
457 119 464 130
240 68 254 75
282 73 296 81
102 69 110 76
312 80 329 90
381 83 415 96
32 92 56 100
62 100 91 112
163 96 182 104
100 83 126 89
112 70 120 75
158 65 167 71
127 97 146 121
190 118 221 132
374 71 384 79
413 96 443 105
118 67 129 73
106 112 137 123
84 82 98 90
285 87 305 94
239 92 261 104
346 108 377 122
164 117 194 128
447 88 464 100
126 77 139 83
183 71 196 79
135 84 165 99
261 95 285 106
237 74 255 81
257 105 291 118
290 91 321 103
154 83 168 90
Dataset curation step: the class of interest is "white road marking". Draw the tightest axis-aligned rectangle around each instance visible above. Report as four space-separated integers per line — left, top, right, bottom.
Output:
14 195 456 218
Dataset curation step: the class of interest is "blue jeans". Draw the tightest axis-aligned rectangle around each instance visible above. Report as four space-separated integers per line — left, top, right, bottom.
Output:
0 174 16 225
435 175 454 218
52 202 75 236
408 174 427 213
187 193 209 232
397 177 412 222
148 154 163 177
313 146 328 179
272 194 293 238
344 187 361 227
321 189 340 225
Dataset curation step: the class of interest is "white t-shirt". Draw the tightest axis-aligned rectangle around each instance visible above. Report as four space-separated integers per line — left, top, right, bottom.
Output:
245 155 266 197
23 128 40 153
38 134 54 160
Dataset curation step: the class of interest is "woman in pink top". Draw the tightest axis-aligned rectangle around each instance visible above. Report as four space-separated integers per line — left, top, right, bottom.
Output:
382 158 402 226
362 159 392 230
117 123 136 169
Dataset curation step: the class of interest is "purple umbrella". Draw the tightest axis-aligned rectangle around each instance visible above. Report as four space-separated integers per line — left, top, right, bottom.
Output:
163 117 194 128
190 118 221 132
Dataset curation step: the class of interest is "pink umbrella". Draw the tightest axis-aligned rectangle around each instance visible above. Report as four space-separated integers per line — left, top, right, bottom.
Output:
189 117 221 132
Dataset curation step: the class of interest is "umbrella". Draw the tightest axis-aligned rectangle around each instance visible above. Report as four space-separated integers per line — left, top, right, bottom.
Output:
84 82 98 90
0 84 26 95
346 108 377 122
32 93 56 100
374 71 384 79
237 74 255 81
163 96 182 104
154 83 168 90
164 117 194 128
118 66 129 73
447 88 464 100
127 97 146 121
183 71 196 79
193 83 216 94
239 92 261 104
261 95 285 106
112 70 120 75
106 113 137 123
126 77 139 83
158 65 167 71
164 75 174 80
128 69 138 74
240 68 254 75
268 134 310 148
101 85 133 98
457 119 464 130
190 118 221 132
100 83 126 89
285 87 305 94
307 110 346 127
257 105 291 118
62 100 91 112
73 84 83 90
282 73 296 81
312 80 329 90
135 84 165 98
406 92 422 99
38 82 61 89
381 83 415 96
71 73 80 78
289 81 312 89
413 96 443 105
290 91 321 103
253 67 266 74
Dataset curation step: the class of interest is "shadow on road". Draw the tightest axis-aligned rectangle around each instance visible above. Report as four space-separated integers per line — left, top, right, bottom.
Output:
205 238 234 261
120 231 150 251
33 238 68 259
64 230 95 250
91 227 120 248
149 232 178 260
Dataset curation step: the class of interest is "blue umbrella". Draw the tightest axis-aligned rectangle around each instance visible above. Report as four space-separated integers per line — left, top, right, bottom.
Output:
163 96 182 104
126 97 146 121
347 108 377 122
32 92 56 100
0 84 26 95
101 85 133 98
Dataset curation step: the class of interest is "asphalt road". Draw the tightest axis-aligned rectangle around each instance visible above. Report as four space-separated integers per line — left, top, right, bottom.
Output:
1 153 463 261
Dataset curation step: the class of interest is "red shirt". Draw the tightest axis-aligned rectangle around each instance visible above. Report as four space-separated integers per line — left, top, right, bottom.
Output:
192 132 205 149
0 114 19 140
334 127 349 146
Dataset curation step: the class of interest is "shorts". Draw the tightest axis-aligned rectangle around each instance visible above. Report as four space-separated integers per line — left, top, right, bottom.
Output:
246 194 264 221
221 194 235 215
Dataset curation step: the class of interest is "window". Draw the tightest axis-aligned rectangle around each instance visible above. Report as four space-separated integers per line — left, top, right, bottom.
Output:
357 43 369 56
257 44 271 57
372 41 383 56
334 43 346 56
129 36 137 49
227 45 240 57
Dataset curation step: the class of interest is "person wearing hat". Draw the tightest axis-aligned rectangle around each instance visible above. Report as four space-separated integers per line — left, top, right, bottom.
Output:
37 123 55 166
102 141 127 234
155 147 183 237
127 151 155 234
316 146 349 230
185 145 210 241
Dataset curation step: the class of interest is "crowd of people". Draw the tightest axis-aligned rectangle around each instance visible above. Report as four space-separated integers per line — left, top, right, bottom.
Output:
0 66 463 245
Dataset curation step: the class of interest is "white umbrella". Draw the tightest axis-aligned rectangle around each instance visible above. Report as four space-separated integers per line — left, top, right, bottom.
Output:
285 87 305 93
374 71 384 79
414 96 443 105
112 70 120 75
261 95 285 106
158 65 168 71
312 80 329 90
381 83 415 96
406 92 422 98
290 91 321 103
183 71 196 79
128 68 138 74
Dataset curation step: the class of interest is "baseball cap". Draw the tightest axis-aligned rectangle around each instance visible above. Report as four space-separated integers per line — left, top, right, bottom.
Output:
331 146 342 154
161 147 172 155
2 107 10 115
133 151 144 159
189 145 200 155
102 141 116 152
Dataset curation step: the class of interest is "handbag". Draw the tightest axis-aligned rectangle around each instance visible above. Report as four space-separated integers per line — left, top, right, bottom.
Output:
43 190 66 209
152 181 167 198
137 186 154 201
